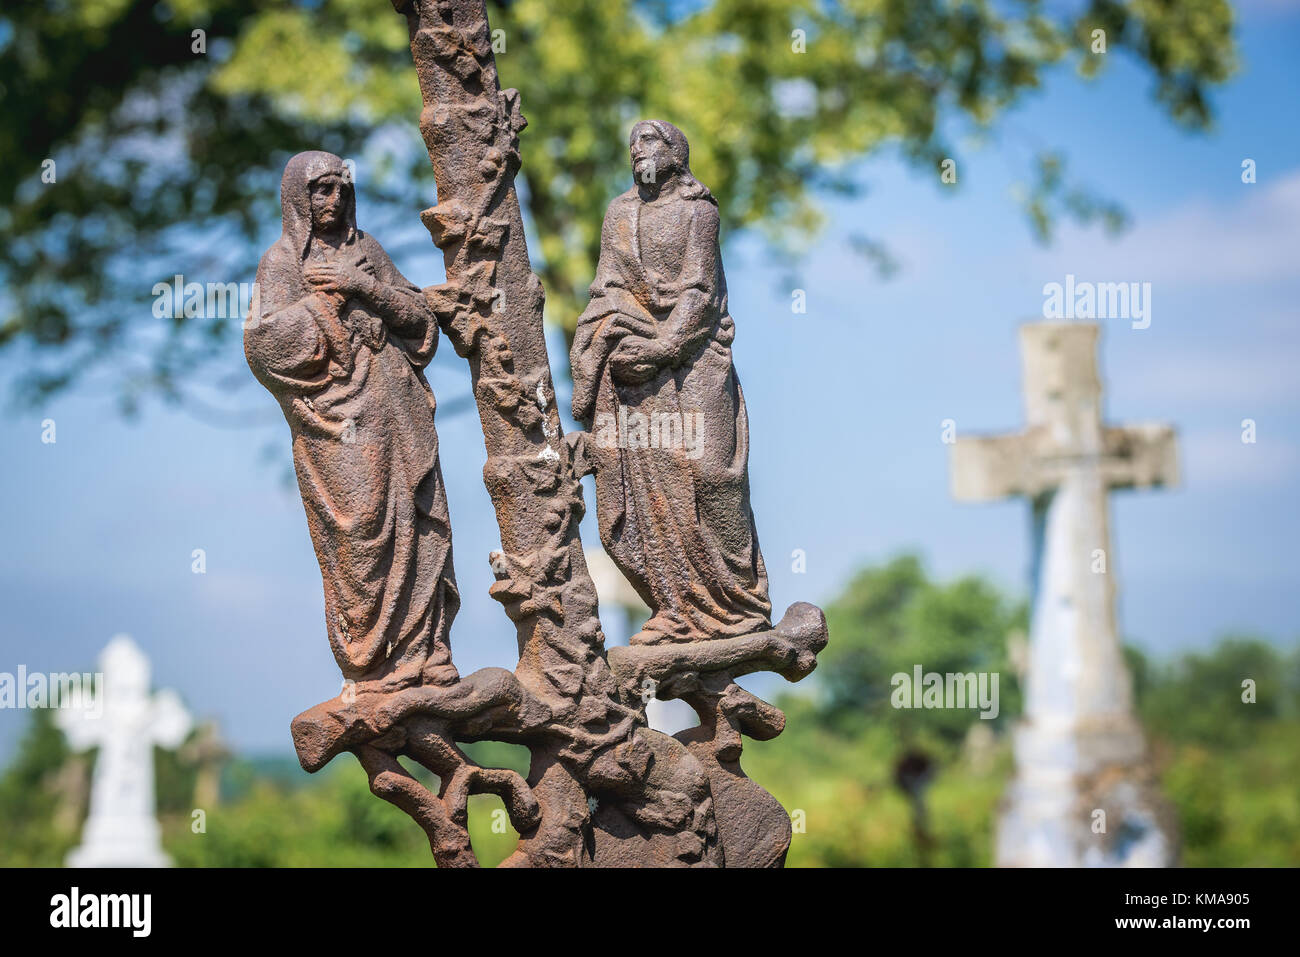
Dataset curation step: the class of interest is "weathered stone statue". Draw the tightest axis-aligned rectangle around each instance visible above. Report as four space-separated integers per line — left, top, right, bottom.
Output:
572 120 772 645
248 0 829 869
246 150 460 693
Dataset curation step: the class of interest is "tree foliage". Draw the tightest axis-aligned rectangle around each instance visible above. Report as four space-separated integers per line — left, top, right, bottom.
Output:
1 559 1295 866
0 0 1235 412
817 553 1026 744
750 561 1300 867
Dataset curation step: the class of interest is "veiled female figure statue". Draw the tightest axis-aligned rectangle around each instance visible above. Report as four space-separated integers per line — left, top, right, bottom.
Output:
245 150 459 691
571 121 772 645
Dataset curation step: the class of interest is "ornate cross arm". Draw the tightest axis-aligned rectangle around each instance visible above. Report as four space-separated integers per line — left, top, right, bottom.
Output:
606 602 828 698
290 666 551 772
952 424 1179 502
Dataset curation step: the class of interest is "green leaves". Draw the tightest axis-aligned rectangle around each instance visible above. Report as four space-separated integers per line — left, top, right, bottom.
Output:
817 553 1026 746
0 0 1237 408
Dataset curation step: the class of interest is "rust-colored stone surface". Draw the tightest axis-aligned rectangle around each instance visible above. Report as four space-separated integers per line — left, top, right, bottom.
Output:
572 119 773 648
247 0 829 867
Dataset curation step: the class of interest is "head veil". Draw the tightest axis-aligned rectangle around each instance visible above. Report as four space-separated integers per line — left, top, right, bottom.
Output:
630 120 715 204
277 150 358 263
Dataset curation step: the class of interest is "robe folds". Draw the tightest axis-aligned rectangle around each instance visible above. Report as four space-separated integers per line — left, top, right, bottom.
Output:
571 185 772 644
246 151 459 689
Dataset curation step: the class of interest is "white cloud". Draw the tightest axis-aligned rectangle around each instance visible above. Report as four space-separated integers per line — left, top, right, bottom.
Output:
1031 168 1300 285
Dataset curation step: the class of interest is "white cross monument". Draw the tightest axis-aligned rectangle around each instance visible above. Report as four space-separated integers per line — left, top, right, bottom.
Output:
949 322 1178 867
57 634 192 868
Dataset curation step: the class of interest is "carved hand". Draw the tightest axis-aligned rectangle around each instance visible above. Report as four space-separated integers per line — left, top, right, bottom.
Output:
606 312 657 340
610 335 672 384
304 259 378 302
311 286 347 313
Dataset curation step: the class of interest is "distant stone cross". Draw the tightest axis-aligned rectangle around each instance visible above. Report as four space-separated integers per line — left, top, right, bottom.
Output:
949 321 1178 866
58 635 191 868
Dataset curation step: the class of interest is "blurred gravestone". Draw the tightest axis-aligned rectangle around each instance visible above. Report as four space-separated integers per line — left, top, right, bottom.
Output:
182 719 230 811
949 321 1178 867
57 635 191 868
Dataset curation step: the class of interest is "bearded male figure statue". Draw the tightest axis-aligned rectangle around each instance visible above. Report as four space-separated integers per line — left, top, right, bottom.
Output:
246 150 460 693
571 120 772 647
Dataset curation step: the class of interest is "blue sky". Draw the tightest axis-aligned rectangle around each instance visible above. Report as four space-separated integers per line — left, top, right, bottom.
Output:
2 1 1297 763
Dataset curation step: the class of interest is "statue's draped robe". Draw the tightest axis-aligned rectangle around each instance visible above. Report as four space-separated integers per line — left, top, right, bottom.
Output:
246 152 459 688
572 185 771 643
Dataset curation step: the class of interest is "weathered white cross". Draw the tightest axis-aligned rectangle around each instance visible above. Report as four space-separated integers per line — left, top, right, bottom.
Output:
950 321 1178 866
58 635 191 868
